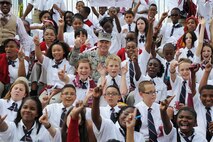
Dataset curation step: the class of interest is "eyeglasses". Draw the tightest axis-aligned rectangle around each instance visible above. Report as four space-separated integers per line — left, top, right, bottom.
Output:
0 2 12 5
143 91 158 95
105 92 119 96
62 92 76 96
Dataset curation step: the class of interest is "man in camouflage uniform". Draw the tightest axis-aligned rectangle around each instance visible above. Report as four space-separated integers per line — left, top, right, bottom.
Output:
69 32 111 82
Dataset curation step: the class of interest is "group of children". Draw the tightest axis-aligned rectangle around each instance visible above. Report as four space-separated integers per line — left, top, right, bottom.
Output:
0 0 213 141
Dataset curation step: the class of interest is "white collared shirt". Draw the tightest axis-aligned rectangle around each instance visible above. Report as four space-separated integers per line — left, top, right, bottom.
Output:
98 74 122 106
165 127 207 142
0 98 22 121
137 32 146 51
0 120 61 142
178 47 196 62
194 93 213 138
159 22 184 47
42 56 74 88
8 58 29 83
135 101 166 142
44 102 73 128
67 74 91 104
93 116 145 142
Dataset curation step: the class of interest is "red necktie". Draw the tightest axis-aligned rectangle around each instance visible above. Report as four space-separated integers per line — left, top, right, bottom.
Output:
178 0 182 5
145 0 149 4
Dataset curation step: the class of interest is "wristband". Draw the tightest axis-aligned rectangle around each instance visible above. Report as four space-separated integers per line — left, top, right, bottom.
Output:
45 123 51 129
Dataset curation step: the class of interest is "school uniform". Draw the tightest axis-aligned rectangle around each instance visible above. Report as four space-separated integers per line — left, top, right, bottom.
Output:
98 75 122 106
0 98 22 121
194 93 213 141
67 74 96 104
44 102 73 128
144 75 168 103
39 57 74 103
109 31 123 54
137 33 146 51
194 55 213 83
135 101 166 142
0 120 61 142
159 22 184 49
122 23 136 33
134 0 156 19
178 47 196 62
165 127 207 142
169 76 195 114
93 117 145 142
8 58 29 83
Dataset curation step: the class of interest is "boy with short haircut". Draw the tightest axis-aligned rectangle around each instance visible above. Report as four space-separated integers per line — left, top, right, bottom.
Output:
43 84 77 128
75 1 85 13
122 10 136 33
97 54 128 106
196 62 213 141
169 58 196 112
135 80 165 142
80 6 94 28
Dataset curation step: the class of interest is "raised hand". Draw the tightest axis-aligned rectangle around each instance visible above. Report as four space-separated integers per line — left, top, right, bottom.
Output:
160 96 175 112
205 58 212 72
58 64 66 81
161 11 169 20
170 60 179 73
18 47 25 60
97 63 106 76
199 17 206 26
126 108 137 129
33 36 40 47
70 100 84 120
121 63 128 75
74 37 84 48
93 86 103 99
58 16 64 27
39 109 49 127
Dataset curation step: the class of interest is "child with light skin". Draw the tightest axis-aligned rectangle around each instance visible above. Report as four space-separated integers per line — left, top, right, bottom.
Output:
135 80 165 141
169 58 198 115
135 17 149 51
176 31 197 62
92 86 145 142
0 79 29 121
43 84 77 129
58 58 96 105
194 18 213 83
160 98 207 142
34 36 74 104
97 54 128 106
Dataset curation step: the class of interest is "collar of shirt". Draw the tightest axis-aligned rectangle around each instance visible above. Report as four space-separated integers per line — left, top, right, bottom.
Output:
108 75 120 82
9 98 22 108
20 119 37 130
0 11 11 19
61 103 73 111
106 105 120 113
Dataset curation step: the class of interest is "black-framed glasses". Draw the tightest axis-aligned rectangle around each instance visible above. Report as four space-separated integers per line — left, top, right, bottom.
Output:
143 91 158 95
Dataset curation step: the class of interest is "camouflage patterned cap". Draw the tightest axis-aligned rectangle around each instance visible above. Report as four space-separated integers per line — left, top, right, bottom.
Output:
98 32 111 42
